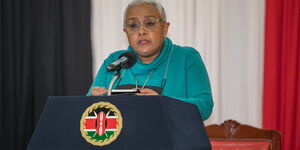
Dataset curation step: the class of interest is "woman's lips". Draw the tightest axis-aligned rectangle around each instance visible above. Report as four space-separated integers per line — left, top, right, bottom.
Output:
138 40 150 46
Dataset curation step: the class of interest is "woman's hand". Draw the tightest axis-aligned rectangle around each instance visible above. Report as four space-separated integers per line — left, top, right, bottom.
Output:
137 88 158 95
91 87 107 96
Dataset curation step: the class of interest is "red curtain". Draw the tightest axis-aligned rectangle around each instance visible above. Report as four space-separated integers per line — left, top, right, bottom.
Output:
263 0 300 149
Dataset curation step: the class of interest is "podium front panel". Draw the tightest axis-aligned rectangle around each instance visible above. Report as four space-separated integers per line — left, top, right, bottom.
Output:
27 96 211 150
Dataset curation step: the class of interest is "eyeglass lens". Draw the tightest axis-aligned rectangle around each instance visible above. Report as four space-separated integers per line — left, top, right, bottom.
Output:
126 19 160 32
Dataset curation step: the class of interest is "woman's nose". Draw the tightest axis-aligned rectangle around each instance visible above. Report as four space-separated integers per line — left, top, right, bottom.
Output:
137 25 147 36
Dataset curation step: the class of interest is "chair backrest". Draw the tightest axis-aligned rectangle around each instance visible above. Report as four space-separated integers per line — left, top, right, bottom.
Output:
205 120 281 150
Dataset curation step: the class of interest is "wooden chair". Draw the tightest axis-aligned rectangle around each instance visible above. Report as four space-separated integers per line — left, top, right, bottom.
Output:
205 120 281 150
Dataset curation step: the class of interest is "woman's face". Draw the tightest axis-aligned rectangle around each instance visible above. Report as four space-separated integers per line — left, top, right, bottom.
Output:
123 3 170 63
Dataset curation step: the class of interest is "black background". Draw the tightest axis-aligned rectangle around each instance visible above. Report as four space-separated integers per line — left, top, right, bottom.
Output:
0 0 93 149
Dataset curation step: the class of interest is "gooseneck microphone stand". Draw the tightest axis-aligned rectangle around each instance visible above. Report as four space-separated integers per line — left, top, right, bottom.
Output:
106 51 137 96
107 70 121 96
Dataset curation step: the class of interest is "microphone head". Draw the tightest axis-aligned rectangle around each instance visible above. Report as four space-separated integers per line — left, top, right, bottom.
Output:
119 51 137 69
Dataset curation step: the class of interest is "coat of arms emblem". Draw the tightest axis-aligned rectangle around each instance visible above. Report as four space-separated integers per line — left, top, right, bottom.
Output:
80 101 123 146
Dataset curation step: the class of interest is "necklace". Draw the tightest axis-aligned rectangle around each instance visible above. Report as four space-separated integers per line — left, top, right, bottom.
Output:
135 70 154 90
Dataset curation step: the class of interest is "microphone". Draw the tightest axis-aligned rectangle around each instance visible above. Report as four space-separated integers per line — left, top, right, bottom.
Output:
106 51 137 72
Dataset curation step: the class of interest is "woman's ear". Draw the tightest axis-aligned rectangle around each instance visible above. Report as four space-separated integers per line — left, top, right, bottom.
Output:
163 22 170 37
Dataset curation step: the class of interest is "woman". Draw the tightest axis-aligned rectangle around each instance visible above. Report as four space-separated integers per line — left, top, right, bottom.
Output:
87 0 213 121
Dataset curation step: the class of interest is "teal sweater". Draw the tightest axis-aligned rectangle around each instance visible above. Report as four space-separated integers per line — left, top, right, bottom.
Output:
87 38 213 120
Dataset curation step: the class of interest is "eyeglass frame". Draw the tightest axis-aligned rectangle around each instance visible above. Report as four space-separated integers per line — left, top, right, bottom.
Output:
123 18 166 33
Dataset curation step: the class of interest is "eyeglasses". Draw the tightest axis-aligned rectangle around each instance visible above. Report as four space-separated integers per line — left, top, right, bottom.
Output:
124 18 165 33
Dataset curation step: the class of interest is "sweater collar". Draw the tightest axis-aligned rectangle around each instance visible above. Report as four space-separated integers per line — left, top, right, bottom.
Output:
127 38 172 75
